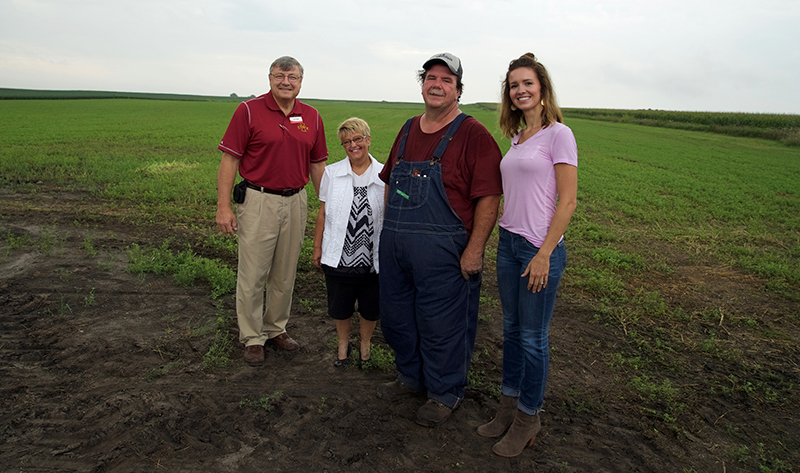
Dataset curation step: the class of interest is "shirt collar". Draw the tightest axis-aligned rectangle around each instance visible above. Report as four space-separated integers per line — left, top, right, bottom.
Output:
264 91 301 115
333 154 381 182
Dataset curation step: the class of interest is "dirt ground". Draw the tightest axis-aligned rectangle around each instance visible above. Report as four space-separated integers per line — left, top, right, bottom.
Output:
1 192 799 473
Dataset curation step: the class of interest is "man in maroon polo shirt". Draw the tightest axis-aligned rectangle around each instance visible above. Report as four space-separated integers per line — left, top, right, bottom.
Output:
216 56 328 366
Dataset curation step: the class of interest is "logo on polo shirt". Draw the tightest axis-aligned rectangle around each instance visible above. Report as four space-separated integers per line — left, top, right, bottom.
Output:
289 116 308 132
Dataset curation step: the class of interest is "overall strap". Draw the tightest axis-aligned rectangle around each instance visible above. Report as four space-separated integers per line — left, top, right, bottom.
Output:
432 113 469 161
396 118 414 160
396 113 470 162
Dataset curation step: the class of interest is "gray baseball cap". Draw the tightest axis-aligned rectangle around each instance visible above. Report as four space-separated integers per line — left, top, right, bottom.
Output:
422 52 463 80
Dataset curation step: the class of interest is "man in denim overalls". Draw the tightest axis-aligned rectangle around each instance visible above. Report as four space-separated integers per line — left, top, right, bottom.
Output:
377 53 503 427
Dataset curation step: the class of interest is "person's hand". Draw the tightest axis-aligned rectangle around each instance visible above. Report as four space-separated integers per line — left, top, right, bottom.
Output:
312 247 322 269
216 207 237 236
460 246 483 280
522 253 550 293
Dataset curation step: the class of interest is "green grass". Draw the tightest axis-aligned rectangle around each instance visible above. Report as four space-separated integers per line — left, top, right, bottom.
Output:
2 230 33 258
0 87 246 102
82 235 98 257
567 118 800 301
83 287 96 307
200 301 236 369
2 93 799 471
202 329 235 369
562 107 800 146
365 344 396 373
146 359 185 381
2 97 798 324
239 390 284 412
126 240 235 299
5 97 795 301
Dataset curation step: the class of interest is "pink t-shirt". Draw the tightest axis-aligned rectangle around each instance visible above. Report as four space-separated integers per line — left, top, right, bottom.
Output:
498 122 578 247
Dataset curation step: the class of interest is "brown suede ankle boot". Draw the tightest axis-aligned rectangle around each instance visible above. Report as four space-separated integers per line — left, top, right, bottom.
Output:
492 410 541 458
477 395 518 438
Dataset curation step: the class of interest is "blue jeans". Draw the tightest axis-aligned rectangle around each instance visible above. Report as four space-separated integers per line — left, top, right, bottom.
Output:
497 228 567 415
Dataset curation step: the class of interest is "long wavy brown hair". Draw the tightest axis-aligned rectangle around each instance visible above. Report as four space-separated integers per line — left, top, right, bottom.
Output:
499 53 562 139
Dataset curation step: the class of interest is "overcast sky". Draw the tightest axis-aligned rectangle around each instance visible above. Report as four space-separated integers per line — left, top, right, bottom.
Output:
1 0 799 113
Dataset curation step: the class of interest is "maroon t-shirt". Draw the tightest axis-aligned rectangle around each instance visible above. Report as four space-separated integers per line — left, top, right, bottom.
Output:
219 92 328 189
379 115 503 234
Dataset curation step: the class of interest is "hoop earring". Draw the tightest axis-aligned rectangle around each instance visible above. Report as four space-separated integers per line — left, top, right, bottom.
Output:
510 105 517 111
540 100 545 107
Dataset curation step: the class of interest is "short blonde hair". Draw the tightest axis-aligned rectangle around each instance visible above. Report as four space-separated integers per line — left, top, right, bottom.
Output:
337 117 371 141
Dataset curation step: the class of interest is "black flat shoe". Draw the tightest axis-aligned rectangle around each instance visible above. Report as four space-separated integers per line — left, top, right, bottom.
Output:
334 358 352 368
334 342 353 368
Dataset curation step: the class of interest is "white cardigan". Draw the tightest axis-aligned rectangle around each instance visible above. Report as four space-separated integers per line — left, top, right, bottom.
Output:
319 154 385 272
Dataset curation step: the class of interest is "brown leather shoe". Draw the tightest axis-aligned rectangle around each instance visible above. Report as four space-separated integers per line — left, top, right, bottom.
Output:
377 379 420 401
415 399 453 427
270 332 299 351
243 345 264 366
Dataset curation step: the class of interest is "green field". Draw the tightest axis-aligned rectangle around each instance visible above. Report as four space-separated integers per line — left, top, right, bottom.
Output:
563 107 800 146
1 97 798 300
2 95 799 471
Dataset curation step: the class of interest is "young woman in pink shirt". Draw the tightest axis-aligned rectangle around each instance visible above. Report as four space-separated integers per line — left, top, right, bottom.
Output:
477 53 578 457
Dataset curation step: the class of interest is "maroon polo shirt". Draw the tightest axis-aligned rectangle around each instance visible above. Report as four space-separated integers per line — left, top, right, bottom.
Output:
379 115 503 234
219 92 328 189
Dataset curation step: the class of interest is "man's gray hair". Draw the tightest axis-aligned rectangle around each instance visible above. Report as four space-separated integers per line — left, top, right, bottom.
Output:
270 56 304 77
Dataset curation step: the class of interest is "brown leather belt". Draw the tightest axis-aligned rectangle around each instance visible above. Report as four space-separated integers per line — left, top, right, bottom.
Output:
245 181 303 196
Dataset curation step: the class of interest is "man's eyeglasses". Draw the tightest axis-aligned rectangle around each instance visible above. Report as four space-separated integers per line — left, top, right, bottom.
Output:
341 136 366 147
270 73 302 83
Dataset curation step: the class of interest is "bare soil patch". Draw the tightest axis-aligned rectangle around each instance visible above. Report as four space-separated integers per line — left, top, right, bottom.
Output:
1 192 798 472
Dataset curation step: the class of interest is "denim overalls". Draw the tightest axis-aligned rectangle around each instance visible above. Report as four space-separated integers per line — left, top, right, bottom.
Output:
379 114 481 409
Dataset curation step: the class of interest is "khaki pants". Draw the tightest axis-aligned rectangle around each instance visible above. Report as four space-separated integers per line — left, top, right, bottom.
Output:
236 188 307 346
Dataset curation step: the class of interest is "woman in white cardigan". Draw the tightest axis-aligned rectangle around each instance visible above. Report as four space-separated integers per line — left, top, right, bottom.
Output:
313 117 385 367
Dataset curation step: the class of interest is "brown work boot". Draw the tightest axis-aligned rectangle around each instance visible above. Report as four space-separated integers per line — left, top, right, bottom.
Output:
477 395 518 438
377 379 419 401
415 399 453 427
492 410 541 457
269 332 299 351
243 345 264 366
